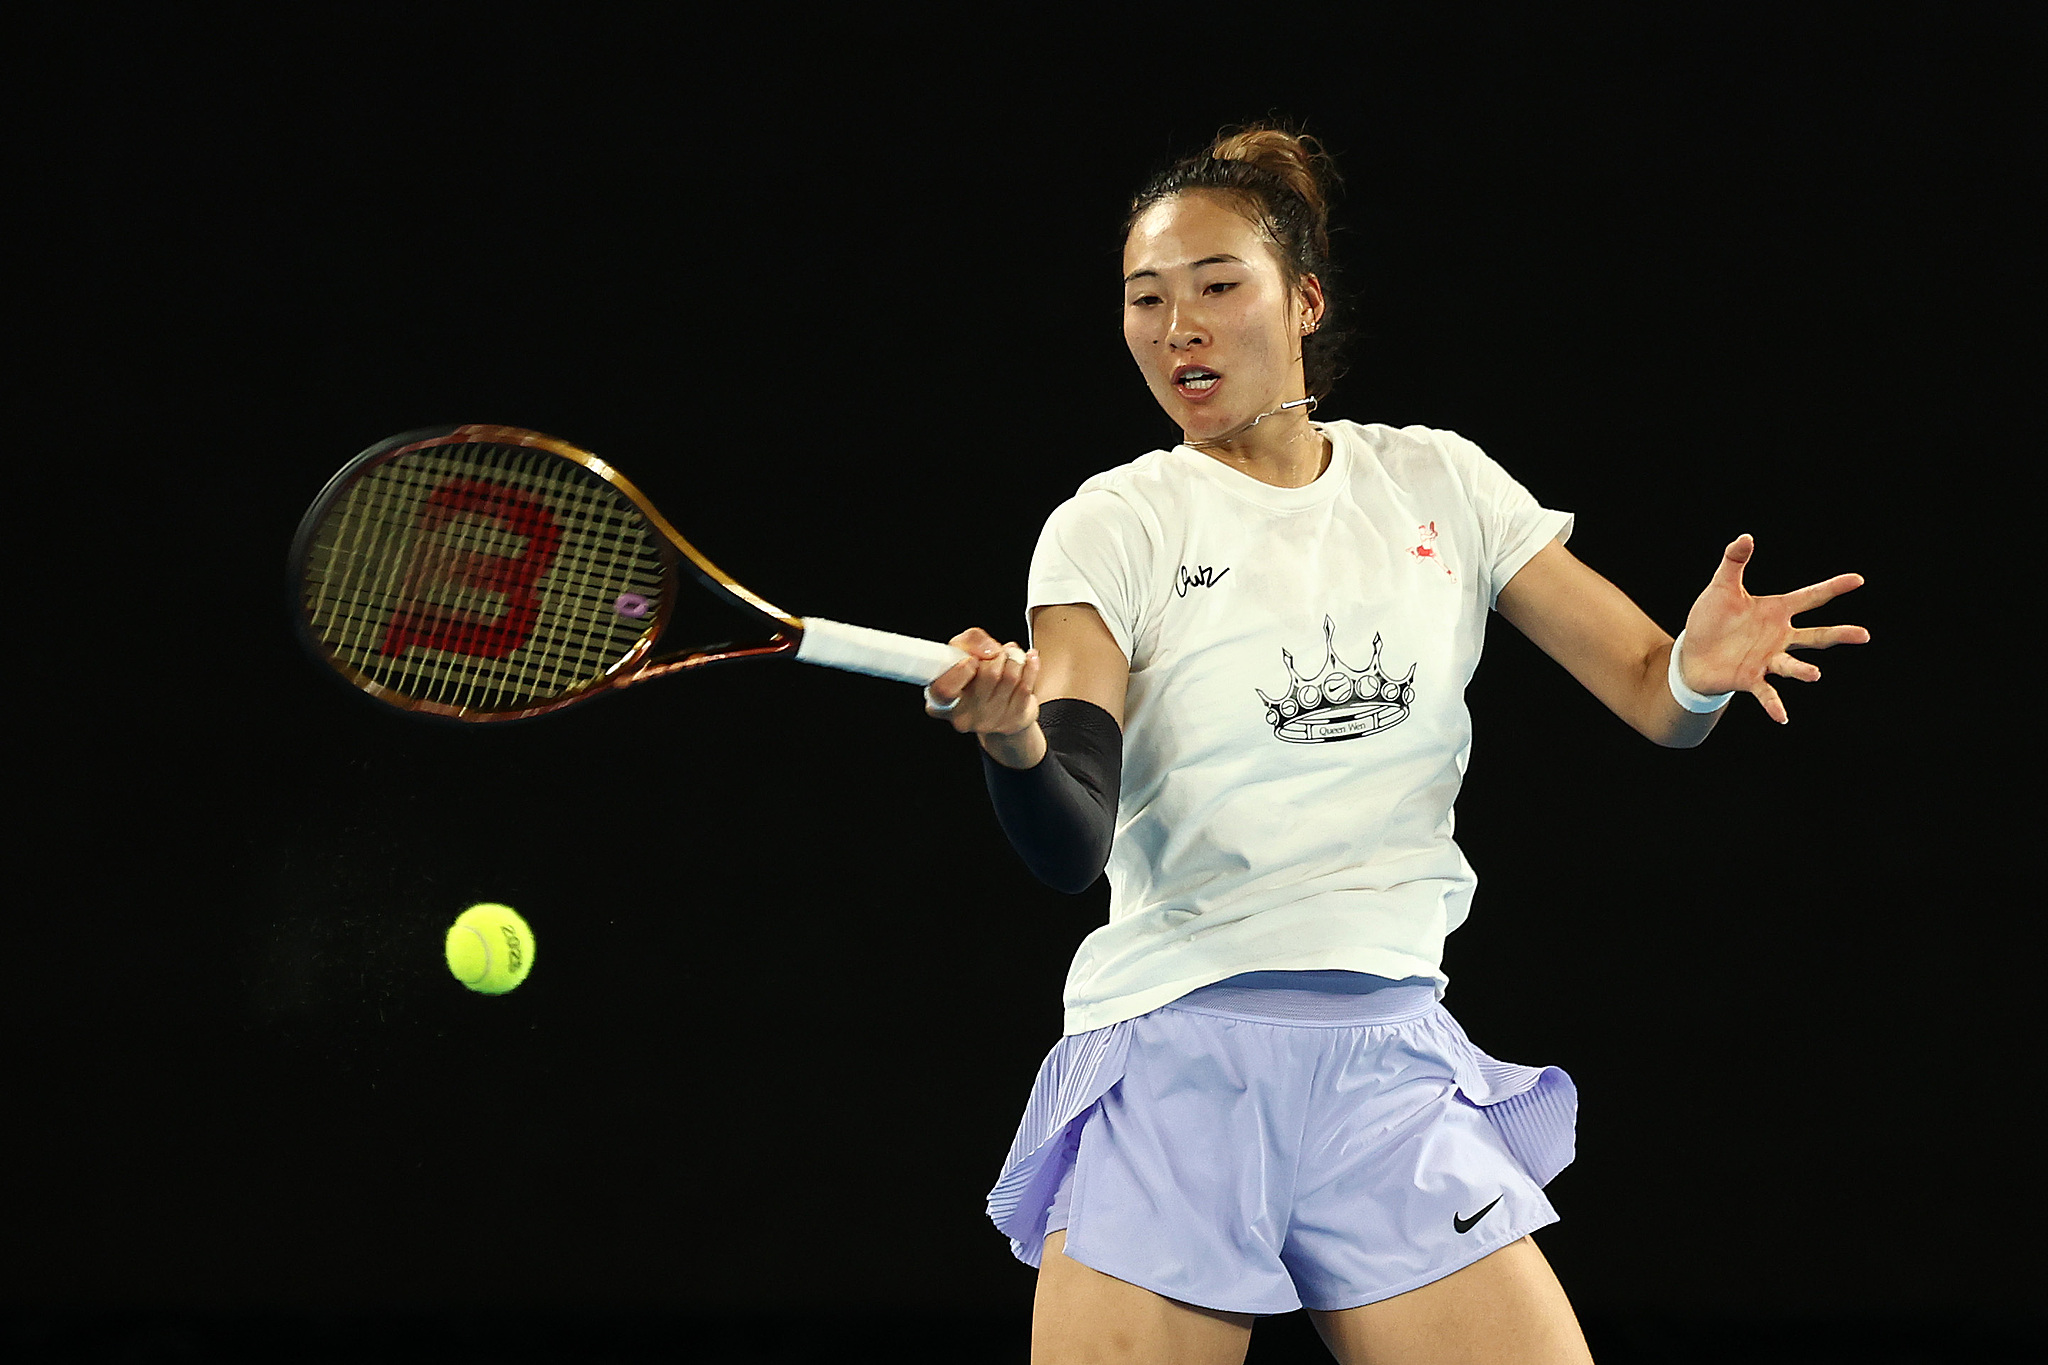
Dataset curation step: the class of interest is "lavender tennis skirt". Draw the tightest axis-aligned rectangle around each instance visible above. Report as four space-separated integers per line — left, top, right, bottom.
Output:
985 971 1577 1316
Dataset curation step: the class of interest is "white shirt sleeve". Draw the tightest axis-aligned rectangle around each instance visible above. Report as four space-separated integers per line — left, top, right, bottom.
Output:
1436 430 1576 609
1025 490 1149 661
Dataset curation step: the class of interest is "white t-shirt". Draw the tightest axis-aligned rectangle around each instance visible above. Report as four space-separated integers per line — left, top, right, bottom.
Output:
1027 420 1573 1035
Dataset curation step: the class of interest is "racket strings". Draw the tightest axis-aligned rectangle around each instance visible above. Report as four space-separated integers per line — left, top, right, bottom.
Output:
439 442 559 712
344 457 649 705
304 440 665 713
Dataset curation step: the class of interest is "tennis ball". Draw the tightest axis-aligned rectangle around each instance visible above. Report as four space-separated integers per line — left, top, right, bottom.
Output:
444 903 535 995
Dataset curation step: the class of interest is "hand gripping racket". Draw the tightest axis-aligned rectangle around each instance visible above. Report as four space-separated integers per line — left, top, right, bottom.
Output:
291 424 982 722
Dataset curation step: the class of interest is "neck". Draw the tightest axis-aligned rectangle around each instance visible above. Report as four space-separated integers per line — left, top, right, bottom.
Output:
1185 406 1329 488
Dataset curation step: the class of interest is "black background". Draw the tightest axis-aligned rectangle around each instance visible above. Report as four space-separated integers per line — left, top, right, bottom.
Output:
10 5 2037 1362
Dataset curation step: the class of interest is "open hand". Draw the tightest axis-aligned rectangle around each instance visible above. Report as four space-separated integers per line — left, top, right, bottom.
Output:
1680 534 1869 724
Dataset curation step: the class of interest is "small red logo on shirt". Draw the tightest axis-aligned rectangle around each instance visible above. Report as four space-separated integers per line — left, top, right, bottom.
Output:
1408 522 1455 580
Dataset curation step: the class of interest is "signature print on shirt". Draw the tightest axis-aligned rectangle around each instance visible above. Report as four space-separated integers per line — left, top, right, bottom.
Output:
1256 616 1416 744
1175 564 1231 597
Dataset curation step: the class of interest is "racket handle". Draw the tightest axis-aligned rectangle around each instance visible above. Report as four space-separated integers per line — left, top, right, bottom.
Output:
795 617 971 685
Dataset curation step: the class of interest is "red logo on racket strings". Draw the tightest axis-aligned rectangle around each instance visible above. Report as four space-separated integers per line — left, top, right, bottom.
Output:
378 479 563 659
1408 522 1454 580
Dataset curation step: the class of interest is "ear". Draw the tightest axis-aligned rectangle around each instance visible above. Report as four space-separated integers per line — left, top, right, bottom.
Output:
1296 273 1327 330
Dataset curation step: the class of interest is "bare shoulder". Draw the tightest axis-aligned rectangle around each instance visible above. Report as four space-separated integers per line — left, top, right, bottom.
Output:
1029 603 1129 728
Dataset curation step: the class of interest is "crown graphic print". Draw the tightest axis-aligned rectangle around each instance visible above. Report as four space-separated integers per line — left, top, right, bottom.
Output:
1255 617 1416 744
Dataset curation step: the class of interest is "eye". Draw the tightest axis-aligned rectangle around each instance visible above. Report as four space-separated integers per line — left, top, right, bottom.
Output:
1128 294 1160 308
1204 280 1238 295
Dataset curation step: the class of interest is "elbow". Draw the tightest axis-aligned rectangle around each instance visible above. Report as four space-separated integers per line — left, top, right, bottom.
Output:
1028 841 1113 895
1645 709 1720 749
1047 862 1112 897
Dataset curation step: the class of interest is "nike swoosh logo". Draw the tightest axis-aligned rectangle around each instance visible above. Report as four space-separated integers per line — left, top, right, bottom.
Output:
1453 1195 1503 1234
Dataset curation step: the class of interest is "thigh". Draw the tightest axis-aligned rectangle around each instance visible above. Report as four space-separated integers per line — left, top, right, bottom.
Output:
1305 1235 1592 1365
1034 1230 1255 1365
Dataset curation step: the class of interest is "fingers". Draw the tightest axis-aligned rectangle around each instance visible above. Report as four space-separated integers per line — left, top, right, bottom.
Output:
947 646 1038 734
927 632 1039 732
1752 678 1788 725
1712 533 1756 591
1769 650 1822 683
923 657 979 710
1784 572 1865 614
929 626 1007 716
1788 624 1872 650
948 626 1006 659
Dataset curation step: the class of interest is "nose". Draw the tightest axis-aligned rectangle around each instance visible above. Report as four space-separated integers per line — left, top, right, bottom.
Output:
1163 300 1208 351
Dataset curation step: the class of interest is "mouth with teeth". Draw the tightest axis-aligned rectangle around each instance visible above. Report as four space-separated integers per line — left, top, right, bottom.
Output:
1173 364 1222 399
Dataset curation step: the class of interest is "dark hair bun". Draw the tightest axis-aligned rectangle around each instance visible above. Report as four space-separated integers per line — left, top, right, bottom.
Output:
1207 126 1338 257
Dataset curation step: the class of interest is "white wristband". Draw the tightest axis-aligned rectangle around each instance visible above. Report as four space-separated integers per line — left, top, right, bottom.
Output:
1667 630 1735 713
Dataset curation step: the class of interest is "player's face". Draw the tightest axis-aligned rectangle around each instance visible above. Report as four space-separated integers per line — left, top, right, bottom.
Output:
1122 191 1319 444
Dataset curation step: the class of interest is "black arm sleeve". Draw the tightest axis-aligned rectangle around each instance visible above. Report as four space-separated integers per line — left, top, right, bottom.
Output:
980 697 1123 894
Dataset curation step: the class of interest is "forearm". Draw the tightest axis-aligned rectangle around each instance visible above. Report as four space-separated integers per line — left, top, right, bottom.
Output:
980 722 1048 770
979 699 1121 893
1639 636 1728 748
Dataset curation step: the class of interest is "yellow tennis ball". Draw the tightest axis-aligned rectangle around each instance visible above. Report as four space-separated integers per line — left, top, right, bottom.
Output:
444 903 535 995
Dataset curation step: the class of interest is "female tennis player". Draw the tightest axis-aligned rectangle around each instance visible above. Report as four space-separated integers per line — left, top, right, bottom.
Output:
925 125 1867 1365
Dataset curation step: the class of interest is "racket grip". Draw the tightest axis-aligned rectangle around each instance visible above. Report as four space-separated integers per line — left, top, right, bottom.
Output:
795 617 971 685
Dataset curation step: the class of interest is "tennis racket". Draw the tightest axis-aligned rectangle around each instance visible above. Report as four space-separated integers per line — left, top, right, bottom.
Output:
291 423 985 722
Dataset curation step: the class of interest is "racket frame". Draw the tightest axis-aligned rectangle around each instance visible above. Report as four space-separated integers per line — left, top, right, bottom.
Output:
291 423 807 723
